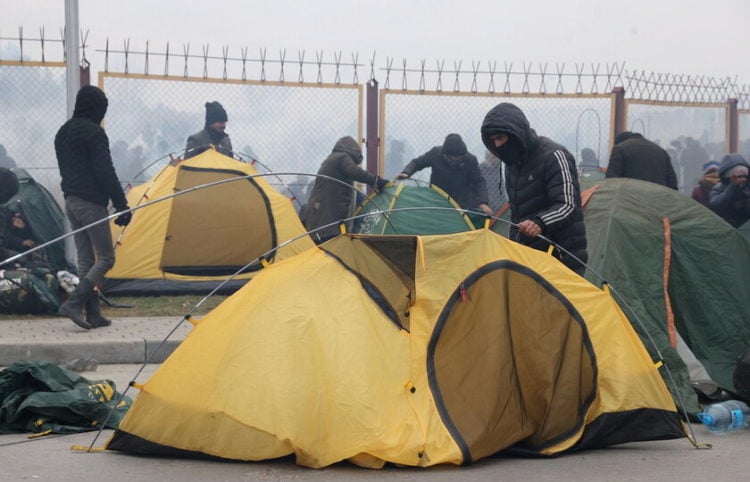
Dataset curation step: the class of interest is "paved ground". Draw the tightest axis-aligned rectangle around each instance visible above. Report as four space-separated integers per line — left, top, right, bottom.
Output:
0 316 190 365
2 319 750 480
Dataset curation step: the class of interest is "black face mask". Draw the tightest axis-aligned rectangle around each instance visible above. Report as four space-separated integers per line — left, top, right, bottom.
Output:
496 137 524 165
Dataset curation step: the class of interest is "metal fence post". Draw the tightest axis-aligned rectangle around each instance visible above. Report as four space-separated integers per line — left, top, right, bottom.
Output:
366 79 379 179
727 97 738 153
612 86 626 141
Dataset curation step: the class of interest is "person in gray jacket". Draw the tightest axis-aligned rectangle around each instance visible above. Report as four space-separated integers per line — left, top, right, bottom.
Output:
303 136 387 243
184 101 233 159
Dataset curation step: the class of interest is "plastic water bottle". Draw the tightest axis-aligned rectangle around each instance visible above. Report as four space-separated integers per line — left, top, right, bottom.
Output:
697 400 750 433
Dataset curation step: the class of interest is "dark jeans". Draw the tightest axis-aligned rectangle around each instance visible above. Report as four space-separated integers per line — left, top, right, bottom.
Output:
65 195 115 287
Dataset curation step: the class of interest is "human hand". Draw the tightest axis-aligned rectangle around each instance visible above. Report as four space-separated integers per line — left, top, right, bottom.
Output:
114 208 133 227
375 176 389 192
21 239 35 248
478 203 493 216
396 172 409 180
517 219 541 237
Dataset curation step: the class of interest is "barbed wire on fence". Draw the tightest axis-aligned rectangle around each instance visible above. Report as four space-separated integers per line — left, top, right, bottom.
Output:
3 26 750 105
98 37 364 85
381 58 627 96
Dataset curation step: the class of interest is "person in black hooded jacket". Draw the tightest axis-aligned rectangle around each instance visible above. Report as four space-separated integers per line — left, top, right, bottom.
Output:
54 85 131 330
397 134 492 216
481 102 588 275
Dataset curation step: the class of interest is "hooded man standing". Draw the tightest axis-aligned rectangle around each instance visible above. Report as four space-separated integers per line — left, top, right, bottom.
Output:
304 136 387 244
55 85 131 329
185 101 233 159
397 134 492 216
708 153 750 228
481 102 588 276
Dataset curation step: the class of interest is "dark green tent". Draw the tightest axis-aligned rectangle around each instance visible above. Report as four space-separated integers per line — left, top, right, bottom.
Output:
3 169 73 272
352 183 479 235
582 178 750 414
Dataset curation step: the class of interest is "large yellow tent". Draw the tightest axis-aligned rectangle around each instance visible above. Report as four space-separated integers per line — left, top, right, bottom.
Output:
107 229 686 468
103 148 314 294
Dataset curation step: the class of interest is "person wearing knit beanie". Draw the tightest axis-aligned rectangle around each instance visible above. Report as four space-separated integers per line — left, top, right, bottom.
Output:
396 133 492 216
184 101 233 159
691 163 720 207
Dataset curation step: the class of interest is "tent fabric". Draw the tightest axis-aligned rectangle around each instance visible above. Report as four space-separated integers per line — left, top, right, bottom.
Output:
3 168 74 272
581 178 750 413
107 229 685 468
352 183 478 235
0 360 131 434
103 148 314 295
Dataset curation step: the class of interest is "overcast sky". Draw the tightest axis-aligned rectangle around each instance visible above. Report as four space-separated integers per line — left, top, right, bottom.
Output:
2 0 749 84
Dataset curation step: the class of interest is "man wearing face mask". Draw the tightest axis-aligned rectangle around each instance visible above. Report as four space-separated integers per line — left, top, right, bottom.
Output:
184 101 233 159
396 134 492 216
481 102 588 276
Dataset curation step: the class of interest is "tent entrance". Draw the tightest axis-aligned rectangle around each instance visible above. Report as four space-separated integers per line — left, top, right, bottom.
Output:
160 166 277 276
427 261 597 463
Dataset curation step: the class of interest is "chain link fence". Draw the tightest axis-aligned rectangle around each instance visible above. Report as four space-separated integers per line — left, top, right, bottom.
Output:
3 29 750 207
0 61 67 203
99 73 362 205
380 90 612 182
625 101 727 194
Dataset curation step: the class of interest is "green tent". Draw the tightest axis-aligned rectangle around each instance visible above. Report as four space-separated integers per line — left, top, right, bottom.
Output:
352 183 479 235
582 178 750 413
3 168 73 272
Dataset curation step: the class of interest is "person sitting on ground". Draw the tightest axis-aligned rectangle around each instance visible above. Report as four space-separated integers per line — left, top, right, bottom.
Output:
303 136 387 244
605 131 678 190
0 168 22 261
184 101 233 159
708 153 750 228
690 161 720 207
397 134 492 216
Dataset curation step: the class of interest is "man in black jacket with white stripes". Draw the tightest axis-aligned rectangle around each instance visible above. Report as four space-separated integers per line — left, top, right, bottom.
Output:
481 102 588 276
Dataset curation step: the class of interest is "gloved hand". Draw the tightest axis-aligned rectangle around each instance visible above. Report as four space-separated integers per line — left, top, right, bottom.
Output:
114 207 132 227
375 176 389 192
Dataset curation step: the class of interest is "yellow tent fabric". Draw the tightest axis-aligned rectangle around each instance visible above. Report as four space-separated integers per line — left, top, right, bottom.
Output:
107 229 685 468
104 148 313 293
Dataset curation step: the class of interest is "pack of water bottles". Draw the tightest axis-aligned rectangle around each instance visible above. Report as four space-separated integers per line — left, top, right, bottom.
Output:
697 400 750 433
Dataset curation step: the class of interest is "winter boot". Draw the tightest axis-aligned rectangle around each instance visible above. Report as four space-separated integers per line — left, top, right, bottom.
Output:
85 291 111 328
57 278 95 330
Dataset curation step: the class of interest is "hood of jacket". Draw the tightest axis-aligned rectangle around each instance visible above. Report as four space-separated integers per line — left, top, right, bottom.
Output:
480 103 538 164
331 136 363 164
718 153 750 181
72 85 108 124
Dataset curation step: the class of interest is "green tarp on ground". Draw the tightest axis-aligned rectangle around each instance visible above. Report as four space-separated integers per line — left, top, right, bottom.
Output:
0 360 131 434
582 178 750 414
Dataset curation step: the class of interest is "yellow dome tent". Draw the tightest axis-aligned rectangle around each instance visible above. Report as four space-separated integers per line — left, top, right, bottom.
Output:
103 148 314 294
107 229 687 468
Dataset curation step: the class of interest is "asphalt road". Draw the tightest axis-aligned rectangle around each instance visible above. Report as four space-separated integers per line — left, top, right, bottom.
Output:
1 365 748 481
